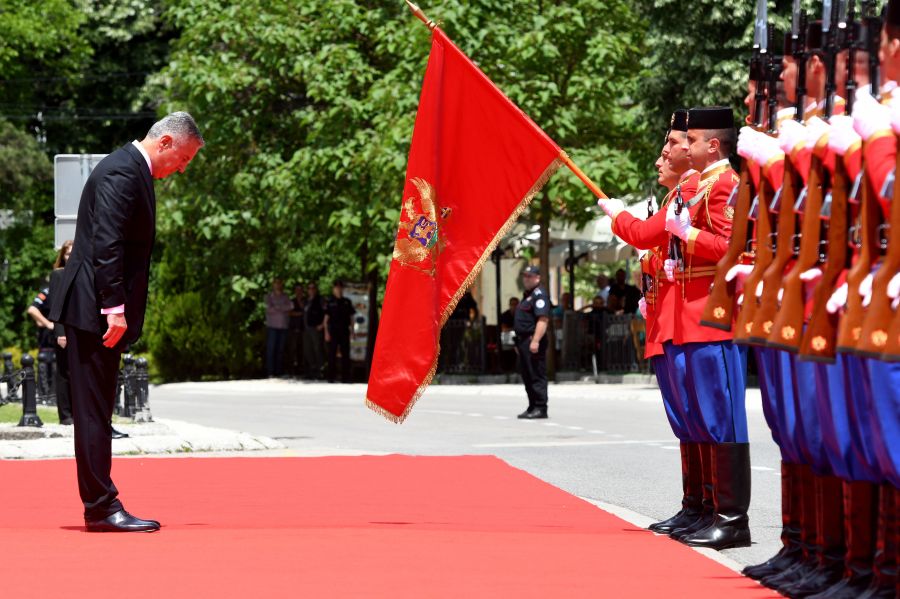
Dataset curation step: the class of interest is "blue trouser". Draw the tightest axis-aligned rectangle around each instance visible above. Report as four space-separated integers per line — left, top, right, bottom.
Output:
844 354 884 483
682 341 749 443
862 358 900 487
813 355 871 481
654 348 691 441
754 347 783 450
767 349 803 465
789 352 829 474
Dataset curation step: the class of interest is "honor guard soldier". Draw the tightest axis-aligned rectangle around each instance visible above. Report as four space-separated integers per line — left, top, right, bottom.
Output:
597 110 704 538
663 106 751 551
514 265 550 419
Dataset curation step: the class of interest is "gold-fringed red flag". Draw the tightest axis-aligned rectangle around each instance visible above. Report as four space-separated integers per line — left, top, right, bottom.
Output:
365 25 567 422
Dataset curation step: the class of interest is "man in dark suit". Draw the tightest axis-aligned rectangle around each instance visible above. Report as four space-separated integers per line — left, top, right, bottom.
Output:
50 112 204 532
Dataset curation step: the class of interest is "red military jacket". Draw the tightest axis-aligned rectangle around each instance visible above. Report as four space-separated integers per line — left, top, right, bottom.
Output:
612 170 700 348
669 160 739 345
863 132 897 216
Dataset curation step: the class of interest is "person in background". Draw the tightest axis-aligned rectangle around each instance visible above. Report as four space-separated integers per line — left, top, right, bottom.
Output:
285 283 305 378
303 282 325 379
514 265 550 419
27 240 75 424
324 280 356 383
264 278 292 377
499 297 519 372
608 268 641 315
595 273 610 302
499 297 519 332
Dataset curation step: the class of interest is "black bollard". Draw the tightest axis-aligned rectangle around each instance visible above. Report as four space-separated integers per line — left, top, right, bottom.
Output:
36 350 56 405
121 354 135 418
133 357 153 422
17 355 43 428
3 351 19 403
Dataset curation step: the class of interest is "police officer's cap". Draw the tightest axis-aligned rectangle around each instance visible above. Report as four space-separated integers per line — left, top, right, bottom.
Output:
670 109 689 132
687 106 734 130
522 265 541 277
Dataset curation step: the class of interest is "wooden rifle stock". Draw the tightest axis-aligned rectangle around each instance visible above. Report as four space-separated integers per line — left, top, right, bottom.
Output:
768 153 828 351
858 145 900 357
836 148 881 352
748 160 801 345
800 155 851 362
733 173 776 343
701 160 754 330
883 276 900 361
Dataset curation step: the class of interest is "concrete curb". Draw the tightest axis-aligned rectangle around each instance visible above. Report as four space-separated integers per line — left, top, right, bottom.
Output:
0 418 283 460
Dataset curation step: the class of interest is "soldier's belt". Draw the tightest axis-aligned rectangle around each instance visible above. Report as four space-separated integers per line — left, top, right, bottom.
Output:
657 265 719 282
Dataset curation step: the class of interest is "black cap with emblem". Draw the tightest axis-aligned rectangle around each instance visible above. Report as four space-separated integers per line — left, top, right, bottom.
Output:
686 106 734 130
522 265 541 276
671 109 689 132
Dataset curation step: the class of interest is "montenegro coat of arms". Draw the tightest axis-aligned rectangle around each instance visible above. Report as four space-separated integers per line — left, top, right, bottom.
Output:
392 177 451 276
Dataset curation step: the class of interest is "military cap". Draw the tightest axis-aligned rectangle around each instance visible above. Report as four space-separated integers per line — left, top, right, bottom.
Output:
783 31 795 56
806 21 823 53
671 109 689 132
888 0 900 29
687 107 734 130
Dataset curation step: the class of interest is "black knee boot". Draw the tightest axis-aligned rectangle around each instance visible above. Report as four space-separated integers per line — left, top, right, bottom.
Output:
744 461 804 579
683 442 751 550
650 442 703 534
670 443 715 541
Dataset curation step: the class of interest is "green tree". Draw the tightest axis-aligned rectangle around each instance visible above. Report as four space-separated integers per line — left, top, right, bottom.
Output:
145 0 650 379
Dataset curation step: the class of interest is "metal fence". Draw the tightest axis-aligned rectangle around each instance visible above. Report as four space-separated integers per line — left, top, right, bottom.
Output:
437 310 645 376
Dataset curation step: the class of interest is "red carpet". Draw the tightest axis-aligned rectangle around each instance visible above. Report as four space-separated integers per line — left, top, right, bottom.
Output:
0 455 774 598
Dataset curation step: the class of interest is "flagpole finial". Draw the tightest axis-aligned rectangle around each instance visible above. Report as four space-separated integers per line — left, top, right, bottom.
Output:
405 0 437 30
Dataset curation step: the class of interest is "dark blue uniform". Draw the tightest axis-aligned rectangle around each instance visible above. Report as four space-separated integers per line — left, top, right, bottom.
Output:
514 285 550 413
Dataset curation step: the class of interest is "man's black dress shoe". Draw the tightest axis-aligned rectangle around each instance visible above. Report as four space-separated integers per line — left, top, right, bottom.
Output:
517 408 548 419
85 509 160 532
60 417 74 426
111 427 129 439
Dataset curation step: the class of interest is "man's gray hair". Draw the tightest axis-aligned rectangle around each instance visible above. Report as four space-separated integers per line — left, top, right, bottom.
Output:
146 111 205 146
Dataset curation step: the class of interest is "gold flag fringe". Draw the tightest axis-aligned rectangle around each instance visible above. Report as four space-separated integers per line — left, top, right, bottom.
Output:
366 154 565 424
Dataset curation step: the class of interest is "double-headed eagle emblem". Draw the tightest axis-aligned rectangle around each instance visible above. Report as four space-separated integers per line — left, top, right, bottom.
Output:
392 177 451 276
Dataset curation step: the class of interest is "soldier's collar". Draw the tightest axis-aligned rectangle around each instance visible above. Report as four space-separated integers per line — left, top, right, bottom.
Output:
678 169 698 183
699 159 730 183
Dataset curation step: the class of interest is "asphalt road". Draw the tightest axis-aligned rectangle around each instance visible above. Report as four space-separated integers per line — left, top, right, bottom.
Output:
150 379 782 567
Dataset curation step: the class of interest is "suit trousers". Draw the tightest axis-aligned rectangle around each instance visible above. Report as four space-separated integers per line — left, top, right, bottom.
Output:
66 326 123 520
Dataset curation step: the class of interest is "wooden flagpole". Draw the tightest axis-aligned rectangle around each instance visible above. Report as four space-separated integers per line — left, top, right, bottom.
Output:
404 1 609 201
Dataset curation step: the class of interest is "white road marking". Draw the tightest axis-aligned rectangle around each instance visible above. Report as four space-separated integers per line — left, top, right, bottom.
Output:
661 446 679 450
466 413 483 417
565 426 584 431
751 466 775 472
589 430 605 434
473 439 676 448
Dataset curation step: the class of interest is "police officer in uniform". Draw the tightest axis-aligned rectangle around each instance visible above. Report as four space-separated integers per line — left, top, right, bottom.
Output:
514 265 550 419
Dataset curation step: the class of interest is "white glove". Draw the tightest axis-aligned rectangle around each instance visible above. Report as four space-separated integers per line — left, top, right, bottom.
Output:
756 281 764 298
638 297 647 319
800 268 823 283
805 116 830 146
827 282 848 314
737 126 756 159
889 271 900 309
737 292 745 306
664 258 677 282
597 197 625 219
665 201 693 241
726 264 754 283
828 115 860 156
751 134 784 168
891 95 900 135
860 272 874 307
778 119 808 154
853 86 891 140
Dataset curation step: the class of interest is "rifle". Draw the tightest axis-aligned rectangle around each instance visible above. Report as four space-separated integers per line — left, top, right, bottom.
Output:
739 9 807 345
701 13 770 331
836 2 883 353
769 0 844 351
800 1 858 361
669 185 685 271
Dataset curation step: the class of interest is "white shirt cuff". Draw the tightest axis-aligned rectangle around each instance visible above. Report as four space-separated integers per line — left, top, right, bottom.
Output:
101 304 125 315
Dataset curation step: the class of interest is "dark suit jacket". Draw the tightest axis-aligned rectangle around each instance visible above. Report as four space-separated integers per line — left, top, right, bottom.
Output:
49 143 156 347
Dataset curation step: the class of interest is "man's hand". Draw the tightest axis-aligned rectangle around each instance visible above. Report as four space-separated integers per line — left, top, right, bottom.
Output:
529 338 539 354
57 336 67 349
664 258 677 282
665 202 693 241
638 297 648 319
827 282 848 314
102 313 127 348
597 197 626 219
